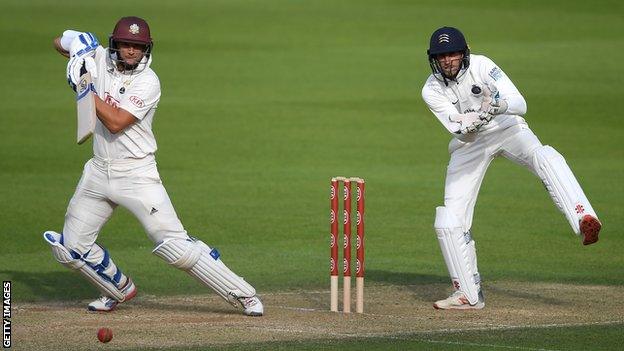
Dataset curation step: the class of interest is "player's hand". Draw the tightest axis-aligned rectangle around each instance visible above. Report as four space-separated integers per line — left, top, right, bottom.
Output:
84 56 97 79
66 56 81 91
66 32 99 92
67 55 98 92
450 112 486 134
461 120 485 134
69 32 99 58
479 86 508 121
480 99 508 121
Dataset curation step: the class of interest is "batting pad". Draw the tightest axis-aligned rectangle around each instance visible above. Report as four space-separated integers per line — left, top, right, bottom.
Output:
533 146 596 235
153 238 256 305
434 207 480 305
43 231 126 301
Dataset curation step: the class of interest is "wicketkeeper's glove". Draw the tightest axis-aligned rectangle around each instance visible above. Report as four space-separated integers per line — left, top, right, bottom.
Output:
479 86 508 122
450 112 486 134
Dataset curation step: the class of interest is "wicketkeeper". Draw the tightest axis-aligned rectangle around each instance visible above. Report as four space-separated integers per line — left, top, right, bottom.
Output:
421 26 602 310
45 16 263 316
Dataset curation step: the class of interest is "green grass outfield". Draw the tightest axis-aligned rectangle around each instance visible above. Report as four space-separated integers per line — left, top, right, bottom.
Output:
154 324 624 351
1 0 623 349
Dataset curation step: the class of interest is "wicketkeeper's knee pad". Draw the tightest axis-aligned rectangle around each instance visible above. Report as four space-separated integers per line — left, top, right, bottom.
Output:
152 238 256 305
532 145 596 234
434 206 480 305
43 231 127 301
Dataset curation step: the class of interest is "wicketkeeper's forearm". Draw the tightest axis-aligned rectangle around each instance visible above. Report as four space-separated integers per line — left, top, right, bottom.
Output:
503 93 527 116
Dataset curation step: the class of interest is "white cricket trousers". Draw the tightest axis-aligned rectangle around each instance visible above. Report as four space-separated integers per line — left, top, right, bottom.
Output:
62 155 189 268
444 123 543 231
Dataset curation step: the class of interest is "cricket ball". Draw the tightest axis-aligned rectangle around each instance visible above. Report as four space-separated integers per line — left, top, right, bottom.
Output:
97 327 113 343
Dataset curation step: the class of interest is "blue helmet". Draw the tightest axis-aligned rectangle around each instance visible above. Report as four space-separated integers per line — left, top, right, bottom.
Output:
427 27 470 83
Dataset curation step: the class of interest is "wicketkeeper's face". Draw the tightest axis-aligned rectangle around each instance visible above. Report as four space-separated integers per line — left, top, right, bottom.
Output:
117 41 147 66
436 51 463 78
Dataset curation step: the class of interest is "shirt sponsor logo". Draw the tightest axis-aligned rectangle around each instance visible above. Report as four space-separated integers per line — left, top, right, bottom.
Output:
129 96 145 108
104 93 120 108
489 67 503 81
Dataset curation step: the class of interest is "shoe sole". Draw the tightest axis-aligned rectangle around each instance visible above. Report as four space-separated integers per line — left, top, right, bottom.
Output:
123 284 138 302
580 215 601 245
88 300 118 312
433 302 485 310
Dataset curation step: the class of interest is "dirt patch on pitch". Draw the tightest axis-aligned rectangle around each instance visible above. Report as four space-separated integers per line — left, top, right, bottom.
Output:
12 282 624 350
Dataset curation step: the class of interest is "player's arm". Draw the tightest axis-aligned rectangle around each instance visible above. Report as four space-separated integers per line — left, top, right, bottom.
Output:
95 78 160 134
53 30 88 58
104 77 162 134
421 83 482 136
480 56 527 117
53 37 70 58
93 98 137 134
56 30 101 92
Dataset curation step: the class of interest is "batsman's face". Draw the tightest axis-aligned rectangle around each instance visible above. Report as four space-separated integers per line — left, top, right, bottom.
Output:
436 51 463 78
117 41 147 66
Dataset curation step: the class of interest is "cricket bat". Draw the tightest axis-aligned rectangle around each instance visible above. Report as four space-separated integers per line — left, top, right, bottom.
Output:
76 64 96 145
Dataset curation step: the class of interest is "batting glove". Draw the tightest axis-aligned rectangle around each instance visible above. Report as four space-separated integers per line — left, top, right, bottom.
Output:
66 32 99 91
69 32 99 58
67 56 97 92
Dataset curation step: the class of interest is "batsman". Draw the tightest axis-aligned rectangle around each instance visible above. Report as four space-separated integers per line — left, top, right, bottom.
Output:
45 16 263 316
421 27 602 310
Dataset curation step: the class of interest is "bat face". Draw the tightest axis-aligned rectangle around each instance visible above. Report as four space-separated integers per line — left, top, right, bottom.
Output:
76 71 96 144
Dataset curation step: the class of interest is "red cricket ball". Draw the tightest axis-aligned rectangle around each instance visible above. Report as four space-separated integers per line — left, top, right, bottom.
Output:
97 327 113 343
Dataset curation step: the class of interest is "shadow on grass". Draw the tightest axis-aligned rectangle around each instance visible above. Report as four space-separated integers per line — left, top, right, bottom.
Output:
1 270 96 302
134 298 238 315
366 270 572 305
486 284 565 305
2 269 241 314
365 269 447 285
366 269 450 301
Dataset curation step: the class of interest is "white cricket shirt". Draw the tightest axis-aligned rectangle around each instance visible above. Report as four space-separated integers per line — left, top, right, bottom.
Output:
91 46 161 159
421 54 528 141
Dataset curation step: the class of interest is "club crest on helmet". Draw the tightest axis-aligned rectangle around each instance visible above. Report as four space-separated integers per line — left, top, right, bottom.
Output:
438 34 450 44
129 24 140 35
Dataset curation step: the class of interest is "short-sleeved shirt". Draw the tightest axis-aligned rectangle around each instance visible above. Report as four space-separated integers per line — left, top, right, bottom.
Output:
91 46 161 159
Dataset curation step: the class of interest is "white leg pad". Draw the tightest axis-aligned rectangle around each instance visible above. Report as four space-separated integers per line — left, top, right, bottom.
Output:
153 238 256 305
533 145 597 234
434 207 480 305
43 231 126 301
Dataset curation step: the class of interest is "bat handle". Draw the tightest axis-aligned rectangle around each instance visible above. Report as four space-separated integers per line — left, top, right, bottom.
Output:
80 61 88 76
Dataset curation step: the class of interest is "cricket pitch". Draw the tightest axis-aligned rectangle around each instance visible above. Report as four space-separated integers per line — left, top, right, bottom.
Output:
12 282 624 350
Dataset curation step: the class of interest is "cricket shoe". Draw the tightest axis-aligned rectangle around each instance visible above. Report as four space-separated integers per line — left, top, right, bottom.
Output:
238 295 264 316
433 290 485 310
580 215 601 245
87 279 137 312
